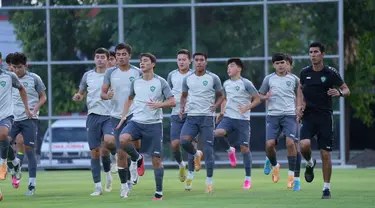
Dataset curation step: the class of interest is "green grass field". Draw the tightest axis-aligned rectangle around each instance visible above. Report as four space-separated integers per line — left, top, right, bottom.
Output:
0 168 374 208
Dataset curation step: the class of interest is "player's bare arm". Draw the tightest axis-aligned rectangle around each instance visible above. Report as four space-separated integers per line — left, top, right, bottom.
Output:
238 93 261 114
179 91 188 118
18 85 32 118
33 91 47 115
100 83 113 100
72 89 86 102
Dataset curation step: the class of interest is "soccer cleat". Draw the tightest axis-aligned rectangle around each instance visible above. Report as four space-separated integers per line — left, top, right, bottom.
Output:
12 176 20 189
0 163 7 180
206 184 213 193
304 158 316 183
110 163 118 174
287 175 294 188
0 189 3 201
153 193 163 200
105 179 112 192
194 150 203 172
243 180 252 189
179 163 187 182
137 155 145 176
264 158 271 175
26 184 36 196
120 188 129 198
321 188 331 199
90 187 103 196
293 180 301 191
228 147 237 167
272 164 280 183
185 178 193 191
130 161 139 185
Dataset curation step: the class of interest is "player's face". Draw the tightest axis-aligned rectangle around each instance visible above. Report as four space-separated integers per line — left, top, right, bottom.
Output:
12 64 26 77
116 49 130 66
309 47 324 64
94 53 108 69
227 63 241 77
194 55 207 72
273 60 287 74
139 57 155 73
7 64 14 72
107 56 117 67
285 61 292 73
177 54 191 70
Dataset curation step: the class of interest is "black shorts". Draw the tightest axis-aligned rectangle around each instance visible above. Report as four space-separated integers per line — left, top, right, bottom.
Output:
300 112 333 151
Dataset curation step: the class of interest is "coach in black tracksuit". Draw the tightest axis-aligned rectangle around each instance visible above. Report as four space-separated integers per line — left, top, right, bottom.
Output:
297 42 350 199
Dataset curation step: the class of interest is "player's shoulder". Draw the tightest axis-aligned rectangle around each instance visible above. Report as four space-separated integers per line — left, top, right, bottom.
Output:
206 70 220 79
1 69 17 78
154 74 168 84
324 65 340 76
287 72 300 80
300 65 312 74
130 65 142 73
105 66 118 74
264 72 276 80
240 77 255 86
27 71 43 80
167 69 179 77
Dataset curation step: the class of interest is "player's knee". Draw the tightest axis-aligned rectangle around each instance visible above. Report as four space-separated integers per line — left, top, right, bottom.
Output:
16 134 24 144
0 127 9 140
104 135 115 146
214 129 226 137
286 138 296 150
91 148 100 159
151 156 162 168
265 140 276 149
300 139 311 150
320 150 331 161
101 146 110 156
119 134 132 147
240 145 249 153
171 139 180 150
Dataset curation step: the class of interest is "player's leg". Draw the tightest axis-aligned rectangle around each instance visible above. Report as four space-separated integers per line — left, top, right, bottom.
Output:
265 115 281 183
180 116 200 190
132 139 144 176
317 115 334 199
281 115 298 189
119 121 142 187
15 134 25 166
86 114 104 196
0 117 16 180
101 117 115 192
233 119 252 189
199 116 215 193
170 115 187 182
140 123 164 200
299 114 317 184
7 121 22 187
215 118 236 167
293 122 302 191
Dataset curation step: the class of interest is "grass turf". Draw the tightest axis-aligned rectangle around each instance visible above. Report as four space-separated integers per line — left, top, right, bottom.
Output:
0 168 374 208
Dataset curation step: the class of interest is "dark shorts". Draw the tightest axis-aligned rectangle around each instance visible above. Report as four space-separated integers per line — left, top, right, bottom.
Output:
180 116 215 146
121 121 163 157
170 114 187 141
0 116 13 131
10 119 38 147
300 112 333 151
266 115 298 141
111 114 133 149
216 117 250 147
86 114 113 150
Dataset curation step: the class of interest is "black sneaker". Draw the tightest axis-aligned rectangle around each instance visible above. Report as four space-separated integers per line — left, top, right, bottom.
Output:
304 158 316 183
321 188 331 199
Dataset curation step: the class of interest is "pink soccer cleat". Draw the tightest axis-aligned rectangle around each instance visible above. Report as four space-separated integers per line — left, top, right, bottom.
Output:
153 197 163 201
12 176 20 189
228 147 237 167
243 180 252 189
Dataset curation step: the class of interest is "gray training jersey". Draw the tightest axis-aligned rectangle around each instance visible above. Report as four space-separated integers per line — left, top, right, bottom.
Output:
79 69 111 116
167 69 194 115
13 71 46 121
103 65 142 119
259 72 299 116
0 70 22 120
129 74 174 124
223 77 259 120
182 71 222 116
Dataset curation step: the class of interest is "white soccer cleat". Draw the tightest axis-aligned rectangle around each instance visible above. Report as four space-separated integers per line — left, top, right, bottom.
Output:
111 163 118 174
129 161 139 185
90 187 103 196
185 178 193 191
105 179 112 192
120 187 129 198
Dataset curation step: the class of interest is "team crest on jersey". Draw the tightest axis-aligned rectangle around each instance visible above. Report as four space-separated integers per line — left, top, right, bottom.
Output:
0 81 6 87
129 77 135 82
203 80 208 86
286 81 291 87
150 86 156 92
321 76 326 82
235 86 240 91
23 82 28 87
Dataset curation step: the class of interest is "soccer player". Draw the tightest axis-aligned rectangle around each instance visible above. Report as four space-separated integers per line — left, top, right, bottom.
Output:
180 52 225 193
263 54 302 190
101 43 143 198
73 48 115 196
0 55 31 200
107 51 116 68
8 52 47 196
167 49 193 183
259 53 300 190
117 53 175 200
5 53 14 72
215 58 261 189
297 42 350 199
